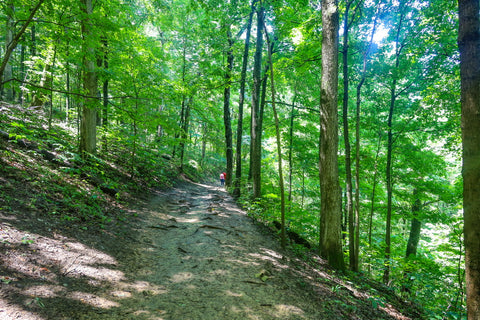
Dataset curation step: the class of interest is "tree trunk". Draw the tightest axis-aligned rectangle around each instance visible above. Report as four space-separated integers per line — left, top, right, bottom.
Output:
180 97 191 172
19 41 26 103
383 81 395 285
383 2 405 285
342 0 357 272
250 6 264 200
233 3 254 198
288 95 296 207
458 0 480 317
265 24 286 250
79 0 98 155
175 36 188 163
319 0 345 270
223 28 234 187
367 132 382 274
402 188 422 293
101 37 109 151
356 6 378 275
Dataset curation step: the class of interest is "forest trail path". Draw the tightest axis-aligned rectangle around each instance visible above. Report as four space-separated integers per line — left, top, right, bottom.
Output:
0 180 413 319
124 181 326 319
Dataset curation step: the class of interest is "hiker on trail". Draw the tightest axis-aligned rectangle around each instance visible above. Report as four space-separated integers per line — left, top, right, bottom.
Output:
220 172 225 186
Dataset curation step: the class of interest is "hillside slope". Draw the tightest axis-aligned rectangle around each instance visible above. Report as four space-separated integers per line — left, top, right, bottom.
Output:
0 103 423 319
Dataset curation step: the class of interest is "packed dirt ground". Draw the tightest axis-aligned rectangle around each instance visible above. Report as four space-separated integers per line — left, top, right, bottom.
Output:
0 180 419 319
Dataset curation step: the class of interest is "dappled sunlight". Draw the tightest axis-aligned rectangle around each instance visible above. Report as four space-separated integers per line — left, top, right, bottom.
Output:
1 223 122 284
225 258 261 266
62 241 117 265
68 291 119 308
169 271 194 283
248 248 290 270
224 289 243 297
0 172 418 319
174 217 200 224
64 265 125 282
209 269 229 276
379 304 412 320
23 285 66 298
272 304 306 318
117 280 168 295
0 297 45 320
0 221 166 318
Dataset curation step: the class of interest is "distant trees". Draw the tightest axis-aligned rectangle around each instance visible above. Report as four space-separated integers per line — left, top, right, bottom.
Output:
0 0 45 99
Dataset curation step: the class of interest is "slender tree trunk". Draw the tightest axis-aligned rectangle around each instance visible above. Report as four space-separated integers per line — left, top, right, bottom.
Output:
19 41 25 103
368 132 382 274
383 2 405 285
180 97 191 172
458 0 480 317
384 81 396 285
233 3 254 198
102 37 109 152
251 6 264 199
175 36 188 161
79 0 98 155
265 24 286 249
223 28 234 187
48 46 58 130
201 123 207 165
356 5 378 275
319 0 345 270
288 95 296 206
342 0 357 272
405 189 422 259
402 188 422 293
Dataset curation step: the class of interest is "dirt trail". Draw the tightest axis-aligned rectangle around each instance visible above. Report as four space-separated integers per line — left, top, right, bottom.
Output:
126 181 327 319
0 181 413 319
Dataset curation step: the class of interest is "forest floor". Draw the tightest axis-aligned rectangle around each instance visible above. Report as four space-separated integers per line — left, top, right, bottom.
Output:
0 177 421 319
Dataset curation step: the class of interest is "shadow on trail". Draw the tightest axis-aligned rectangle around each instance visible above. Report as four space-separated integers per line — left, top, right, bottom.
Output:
0 181 415 319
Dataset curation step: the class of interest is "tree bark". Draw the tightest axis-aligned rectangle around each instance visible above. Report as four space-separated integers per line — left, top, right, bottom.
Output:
179 97 191 172
264 24 286 250
101 37 109 151
233 2 254 198
250 6 264 200
319 0 345 270
342 0 357 272
356 5 378 275
79 0 98 155
288 95 296 207
402 188 422 293
383 1 405 285
223 28 234 187
458 0 480 317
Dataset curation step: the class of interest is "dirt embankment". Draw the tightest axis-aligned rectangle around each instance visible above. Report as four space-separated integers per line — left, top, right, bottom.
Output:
0 181 415 319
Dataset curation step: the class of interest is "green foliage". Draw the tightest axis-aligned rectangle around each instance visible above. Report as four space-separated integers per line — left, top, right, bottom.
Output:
0 0 465 317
